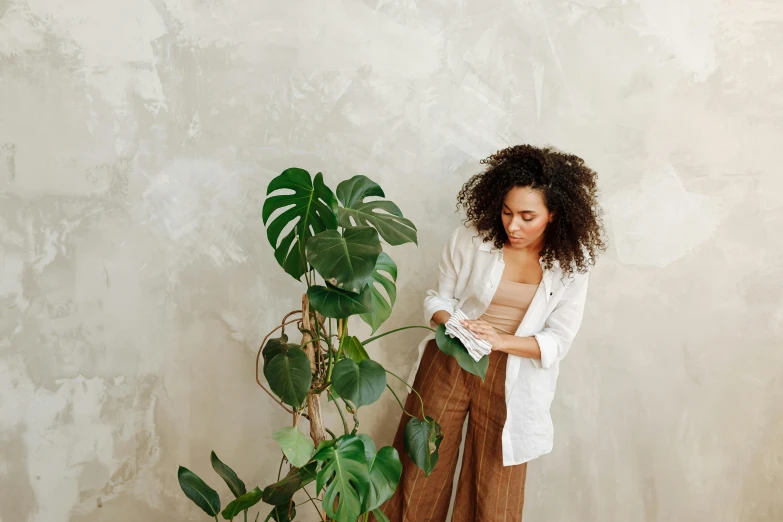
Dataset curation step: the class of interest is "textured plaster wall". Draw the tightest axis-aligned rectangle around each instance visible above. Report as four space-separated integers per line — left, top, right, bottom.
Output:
1 1 781 521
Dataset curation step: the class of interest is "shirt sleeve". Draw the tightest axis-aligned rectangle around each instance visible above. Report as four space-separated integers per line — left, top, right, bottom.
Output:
422 226 463 329
531 269 590 369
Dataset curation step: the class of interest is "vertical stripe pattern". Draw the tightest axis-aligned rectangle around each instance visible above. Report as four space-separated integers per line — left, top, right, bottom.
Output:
372 339 528 522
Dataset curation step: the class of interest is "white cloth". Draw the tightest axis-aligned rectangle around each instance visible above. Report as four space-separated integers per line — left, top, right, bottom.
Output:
443 308 492 362
409 223 591 466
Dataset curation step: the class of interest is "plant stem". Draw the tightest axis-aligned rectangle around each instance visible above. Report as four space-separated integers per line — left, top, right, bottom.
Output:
311 312 328 379
351 408 360 434
328 390 349 434
386 384 415 418
385 369 426 418
298 332 336 347
325 427 337 439
277 454 286 481
325 330 336 384
361 325 435 346
302 486 326 521
336 318 348 358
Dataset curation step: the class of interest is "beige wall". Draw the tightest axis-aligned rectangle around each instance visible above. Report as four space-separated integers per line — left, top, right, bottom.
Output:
1 1 782 521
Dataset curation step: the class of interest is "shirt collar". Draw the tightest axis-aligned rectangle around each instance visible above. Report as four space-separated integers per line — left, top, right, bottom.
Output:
479 240 557 299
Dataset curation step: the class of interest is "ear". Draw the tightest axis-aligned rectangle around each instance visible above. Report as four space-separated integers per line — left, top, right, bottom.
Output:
548 211 556 223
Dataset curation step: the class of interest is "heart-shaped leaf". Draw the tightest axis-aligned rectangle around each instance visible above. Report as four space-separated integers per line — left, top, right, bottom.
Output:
336 175 418 246
356 434 402 512
178 466 221 516
262 462 318 506
307 282 373 318
264 347 312 408
210 451 246 498
221 487 263 520
358 252 398 334
272 426 314 468
305 226 382 293
331 358 386 408
261 334 299 371
403 416 443 477
312 435 370 522
435 323 489 381
262 168 338 281
340 335 369 363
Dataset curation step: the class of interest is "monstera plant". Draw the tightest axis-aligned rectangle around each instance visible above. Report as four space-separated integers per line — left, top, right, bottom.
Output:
176 168 488 522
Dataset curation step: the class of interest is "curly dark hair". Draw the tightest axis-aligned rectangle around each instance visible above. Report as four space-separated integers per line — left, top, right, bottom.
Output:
456 144 606 276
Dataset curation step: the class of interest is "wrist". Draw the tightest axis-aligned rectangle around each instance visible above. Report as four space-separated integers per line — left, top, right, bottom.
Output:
497 333 512 352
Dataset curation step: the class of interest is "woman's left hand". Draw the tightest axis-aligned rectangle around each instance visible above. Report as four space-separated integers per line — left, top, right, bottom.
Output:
460 318 505 351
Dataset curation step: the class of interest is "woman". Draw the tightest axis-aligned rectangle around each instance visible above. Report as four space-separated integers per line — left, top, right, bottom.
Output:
376 144 606 522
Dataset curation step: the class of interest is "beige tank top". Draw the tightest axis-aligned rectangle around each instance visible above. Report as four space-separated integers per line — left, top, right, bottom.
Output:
478 279 539 335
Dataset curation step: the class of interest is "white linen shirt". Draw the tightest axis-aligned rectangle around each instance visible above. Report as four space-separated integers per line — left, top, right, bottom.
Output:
408 223 591 466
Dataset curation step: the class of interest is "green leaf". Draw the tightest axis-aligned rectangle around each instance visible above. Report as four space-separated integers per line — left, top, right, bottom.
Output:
222 487 263 520
403 416 443 477
435 323 489 381
339 335 369 363
268 502 296 522
262 168 339 281
264 347 312 408
178 466 221 516
305 226 382 293
262 462 318 506
356 434 402 512
260 334 298 371
372 508 391 522
358 252 398 334
312 435 370 522
356 433 377 463
367 446 402 510
210 451 247 498
331 358 387 408
307 282 373 318
272 426 314 468
336 175 418 246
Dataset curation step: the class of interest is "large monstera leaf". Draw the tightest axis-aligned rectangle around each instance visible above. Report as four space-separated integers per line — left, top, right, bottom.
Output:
356 434 402 513
312 435 370 522
305 226 382 293
358 252 397 334
262 168 339 281
336 175 417 246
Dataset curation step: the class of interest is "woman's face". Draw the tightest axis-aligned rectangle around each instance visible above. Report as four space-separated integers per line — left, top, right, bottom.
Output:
501 185 553 250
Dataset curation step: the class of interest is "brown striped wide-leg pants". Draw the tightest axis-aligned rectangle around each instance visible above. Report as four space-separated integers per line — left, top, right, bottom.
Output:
373 338 528 522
